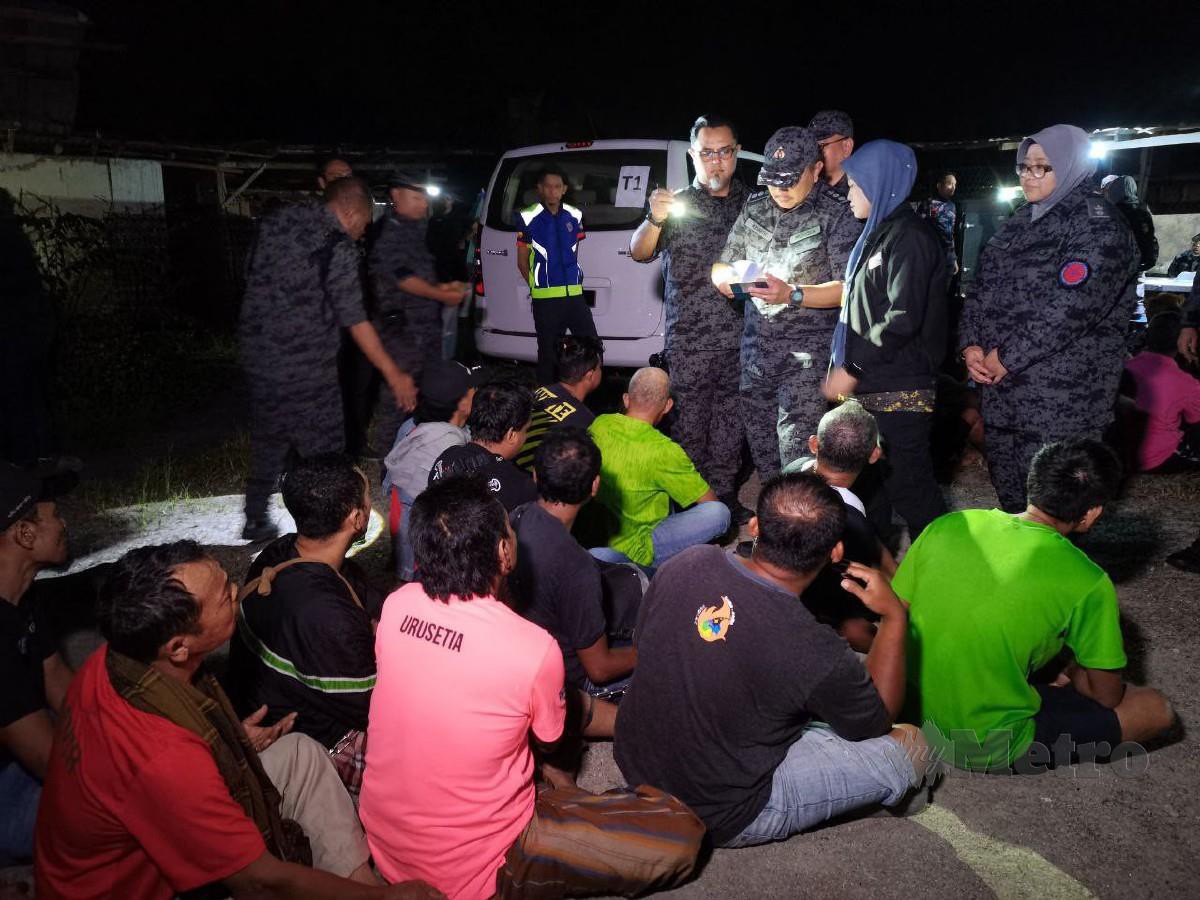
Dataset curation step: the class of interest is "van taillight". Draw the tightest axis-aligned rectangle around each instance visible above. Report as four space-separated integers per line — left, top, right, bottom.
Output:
565 141 594 149
473 247 484 297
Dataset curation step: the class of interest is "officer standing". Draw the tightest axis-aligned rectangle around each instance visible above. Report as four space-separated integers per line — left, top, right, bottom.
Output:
809 110 856 202
238 177 416 540
713 126 863 480
369 172 469 449
516 168 597 384
960 124 1139 511
629 114 750 521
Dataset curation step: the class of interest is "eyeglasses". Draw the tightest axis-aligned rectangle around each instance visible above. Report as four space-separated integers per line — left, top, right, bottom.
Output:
817 135 848 148
1015 163 1054 180
758 170 801 188
695 145 736 161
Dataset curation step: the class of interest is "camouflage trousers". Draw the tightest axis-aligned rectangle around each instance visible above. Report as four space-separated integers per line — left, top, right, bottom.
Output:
741 352 831 482
665 348 743 498
373 315 443 451
245 369 344 520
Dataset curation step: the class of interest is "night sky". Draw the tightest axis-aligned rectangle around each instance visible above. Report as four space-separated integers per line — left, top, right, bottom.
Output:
73 0 1200 153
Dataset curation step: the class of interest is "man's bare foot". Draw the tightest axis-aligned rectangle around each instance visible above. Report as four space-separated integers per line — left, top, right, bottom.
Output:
540 762 577 790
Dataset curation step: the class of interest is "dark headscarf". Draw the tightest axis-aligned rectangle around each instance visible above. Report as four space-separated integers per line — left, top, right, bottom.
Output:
1018 124 1095 222
830 140 917 368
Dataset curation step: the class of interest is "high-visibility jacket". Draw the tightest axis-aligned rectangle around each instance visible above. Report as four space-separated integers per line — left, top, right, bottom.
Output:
516 202 585 298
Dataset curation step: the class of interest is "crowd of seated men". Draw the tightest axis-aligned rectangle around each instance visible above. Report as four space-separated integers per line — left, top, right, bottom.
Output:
1 339 1180 898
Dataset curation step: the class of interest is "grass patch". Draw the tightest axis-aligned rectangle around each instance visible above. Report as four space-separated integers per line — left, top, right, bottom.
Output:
73 431 250 512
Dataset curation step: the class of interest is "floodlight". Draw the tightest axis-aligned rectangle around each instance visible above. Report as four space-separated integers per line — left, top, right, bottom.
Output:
426 184 443 197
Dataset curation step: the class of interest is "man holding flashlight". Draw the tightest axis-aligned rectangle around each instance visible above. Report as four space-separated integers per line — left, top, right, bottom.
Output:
713 126 862 481
369 172 470 450
629 114 751 522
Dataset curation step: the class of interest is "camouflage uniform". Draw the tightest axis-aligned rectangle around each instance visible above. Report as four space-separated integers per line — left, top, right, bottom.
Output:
644 177 747 498
961 183 1139 511
718 167 862 479
369 209 443 446
239 203 366 521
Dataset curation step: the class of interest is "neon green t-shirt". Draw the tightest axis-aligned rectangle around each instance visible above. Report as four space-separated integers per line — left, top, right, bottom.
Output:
893 509 1127 771
588 414 709 566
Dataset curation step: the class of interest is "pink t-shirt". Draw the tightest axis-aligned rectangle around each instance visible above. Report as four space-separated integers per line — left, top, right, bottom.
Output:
360 583 565 900
1124 352 1200 470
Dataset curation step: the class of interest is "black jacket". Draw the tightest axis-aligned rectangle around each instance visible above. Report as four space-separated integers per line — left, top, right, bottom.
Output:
844 206 949 394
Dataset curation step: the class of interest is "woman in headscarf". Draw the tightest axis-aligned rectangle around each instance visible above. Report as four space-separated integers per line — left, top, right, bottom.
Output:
825 140 950 539
959 125 1140 511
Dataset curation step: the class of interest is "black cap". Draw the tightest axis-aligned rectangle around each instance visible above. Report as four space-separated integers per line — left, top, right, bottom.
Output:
387 171 426 192
420 360 486 408
808 110 854 142
1 458 79 531
758 127 819 186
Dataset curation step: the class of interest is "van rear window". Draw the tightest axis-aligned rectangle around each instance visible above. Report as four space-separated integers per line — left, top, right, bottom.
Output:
486 150 667 232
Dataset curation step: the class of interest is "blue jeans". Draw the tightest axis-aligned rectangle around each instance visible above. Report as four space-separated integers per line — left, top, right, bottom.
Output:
722 722 917 848
590 501 730 569
0 760 41 864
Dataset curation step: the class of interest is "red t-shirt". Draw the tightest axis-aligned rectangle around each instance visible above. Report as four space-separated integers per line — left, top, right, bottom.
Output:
35 646 266 900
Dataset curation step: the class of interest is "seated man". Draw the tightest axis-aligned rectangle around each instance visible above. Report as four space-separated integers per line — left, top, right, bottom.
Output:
35 541 436 898
511 428 637 701
897 438 1176 772
428 379 537 511
383 359 482 580
1122 311 1200 473
782 400 897 650
515 335 605 471
228 453 381 792
587 367 730 568
615 473 930 848
0 461 76 865
361 478 702 899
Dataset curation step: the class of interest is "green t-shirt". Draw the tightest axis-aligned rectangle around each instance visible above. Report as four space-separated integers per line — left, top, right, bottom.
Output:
588 414 710 566
893 509 1127 771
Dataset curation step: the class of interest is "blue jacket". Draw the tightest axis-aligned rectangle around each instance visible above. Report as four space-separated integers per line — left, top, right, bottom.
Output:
516 202 585 297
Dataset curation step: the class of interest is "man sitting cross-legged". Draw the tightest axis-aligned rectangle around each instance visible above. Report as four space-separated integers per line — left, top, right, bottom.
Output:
615 473 933 849
383 358 483 580
782 400 898 651
228 453 382 793
35 540 438 899
428 378 538 511
510 427 637 705
897 438 1176 772
515 334 605 472
587 366 730 569
361 477 703 900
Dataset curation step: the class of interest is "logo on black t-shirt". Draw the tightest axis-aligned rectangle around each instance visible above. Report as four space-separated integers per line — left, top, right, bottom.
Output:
695 596 735 642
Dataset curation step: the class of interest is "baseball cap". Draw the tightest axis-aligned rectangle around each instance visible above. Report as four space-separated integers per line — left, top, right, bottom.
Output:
808 110 855 142
387 171 427 192
758 127 819 187
1 458 79 531
420 360 486 408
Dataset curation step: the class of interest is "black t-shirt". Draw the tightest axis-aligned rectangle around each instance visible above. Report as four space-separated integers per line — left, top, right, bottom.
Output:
226 535 380 748
614 545 890 845
1 596 54 767
514 384 596 472
509 502 607 689
429 443 538 511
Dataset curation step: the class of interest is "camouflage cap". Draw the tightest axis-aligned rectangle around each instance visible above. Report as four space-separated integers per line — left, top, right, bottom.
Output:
761 126 819 176
808 109 855 142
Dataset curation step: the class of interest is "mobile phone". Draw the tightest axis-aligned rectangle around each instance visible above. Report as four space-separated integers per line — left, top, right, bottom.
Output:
730 280 770 296
830 560 868 588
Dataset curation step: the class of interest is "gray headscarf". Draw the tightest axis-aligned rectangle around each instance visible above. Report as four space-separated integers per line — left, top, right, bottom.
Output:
1018 124 1095 221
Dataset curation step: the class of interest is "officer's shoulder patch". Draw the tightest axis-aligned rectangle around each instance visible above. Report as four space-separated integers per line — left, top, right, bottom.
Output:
1058 259 1090 287
1085 196 1112 219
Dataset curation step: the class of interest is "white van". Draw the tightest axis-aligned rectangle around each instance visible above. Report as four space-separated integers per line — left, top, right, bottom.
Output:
474 139 763 368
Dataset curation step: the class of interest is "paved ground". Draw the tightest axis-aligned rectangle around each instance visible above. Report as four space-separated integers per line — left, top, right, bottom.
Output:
16 433 1200 899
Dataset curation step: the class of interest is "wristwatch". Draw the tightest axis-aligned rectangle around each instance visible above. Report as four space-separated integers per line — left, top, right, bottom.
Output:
788 287 805 306
645 212 667 228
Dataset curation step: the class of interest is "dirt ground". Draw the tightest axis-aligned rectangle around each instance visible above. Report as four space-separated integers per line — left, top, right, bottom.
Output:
18 390 1200 899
